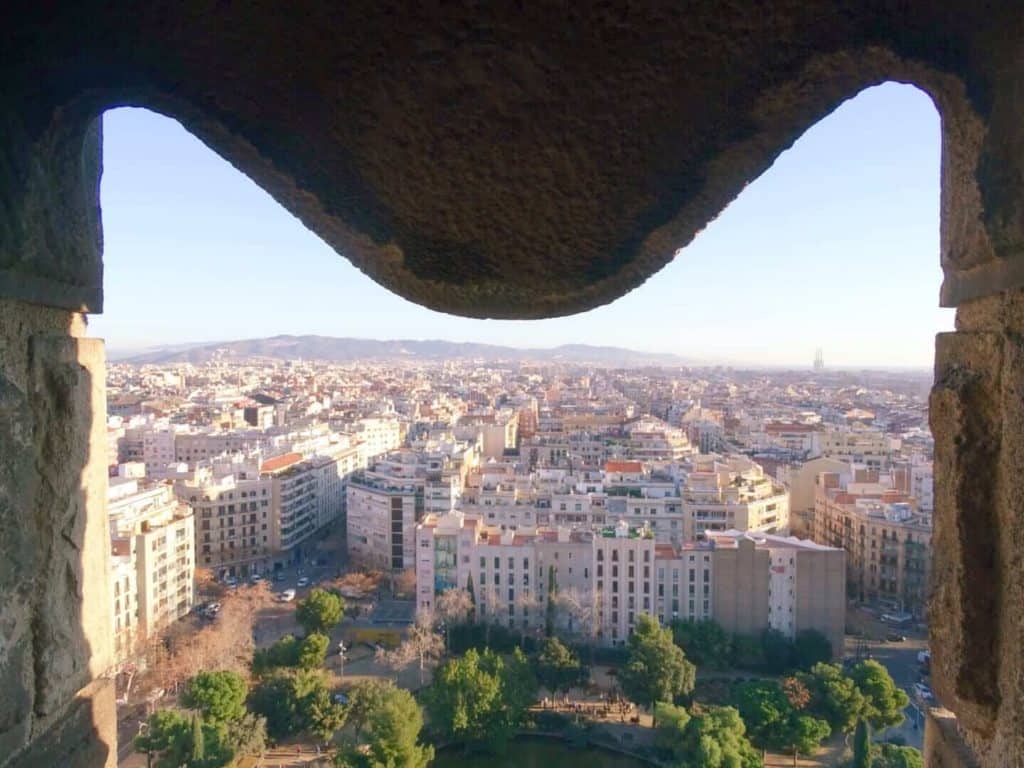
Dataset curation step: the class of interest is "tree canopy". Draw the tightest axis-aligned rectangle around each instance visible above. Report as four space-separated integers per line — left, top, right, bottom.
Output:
670 619 732 669
619 614 696 709
296 588 345 635
733 680 830 760
536 637 587 694
249 669 346 741
655 702 762 768
135 710 233 768
850 660 910 730
425 647 537 750
339 684 434 768
184 670 248 723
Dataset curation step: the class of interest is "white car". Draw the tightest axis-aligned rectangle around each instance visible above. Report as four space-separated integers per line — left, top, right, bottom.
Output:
279 589 296 602
297 577 310 588
914 683 934 701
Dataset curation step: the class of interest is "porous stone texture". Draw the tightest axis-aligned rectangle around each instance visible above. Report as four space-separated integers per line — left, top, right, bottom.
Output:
0 300 113 767
925 708 981 768
1 2 1023 317
929 288 1024 767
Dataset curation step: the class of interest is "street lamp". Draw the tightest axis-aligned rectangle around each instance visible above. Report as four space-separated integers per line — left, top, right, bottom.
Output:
338 641 347 678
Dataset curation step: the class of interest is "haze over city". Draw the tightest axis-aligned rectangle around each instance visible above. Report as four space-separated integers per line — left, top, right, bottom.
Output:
91 83 952 369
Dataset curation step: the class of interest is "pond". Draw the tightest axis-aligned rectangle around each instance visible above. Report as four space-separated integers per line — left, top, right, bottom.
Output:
430 739 648 768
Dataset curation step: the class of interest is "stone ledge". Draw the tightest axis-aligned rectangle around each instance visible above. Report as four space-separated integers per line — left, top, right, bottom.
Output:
6 677 116 768
925 708 981 768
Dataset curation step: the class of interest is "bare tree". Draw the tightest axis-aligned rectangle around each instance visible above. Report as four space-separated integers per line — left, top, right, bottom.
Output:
434 588 473 649
376 610 445 686
556 586 602 665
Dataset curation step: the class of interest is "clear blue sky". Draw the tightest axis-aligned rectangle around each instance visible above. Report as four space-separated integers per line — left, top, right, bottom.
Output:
89 82 952 368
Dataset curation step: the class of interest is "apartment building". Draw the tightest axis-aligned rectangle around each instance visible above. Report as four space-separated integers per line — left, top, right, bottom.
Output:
820 427 892 470
176 455 274 576
346 473 421 570
683 454 789 539
108 480 195 665
415 513 842 650
811 470 932 616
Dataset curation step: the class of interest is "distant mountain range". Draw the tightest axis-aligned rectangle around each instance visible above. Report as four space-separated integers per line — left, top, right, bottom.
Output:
114 335 697 366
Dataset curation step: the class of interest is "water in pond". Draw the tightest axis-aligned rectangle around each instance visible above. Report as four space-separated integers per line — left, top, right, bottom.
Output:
430 740 647 768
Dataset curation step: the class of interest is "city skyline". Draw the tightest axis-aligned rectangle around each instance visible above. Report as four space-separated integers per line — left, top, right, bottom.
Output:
90 82 952 367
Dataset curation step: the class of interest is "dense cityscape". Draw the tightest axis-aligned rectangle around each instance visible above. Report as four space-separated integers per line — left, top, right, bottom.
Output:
105 344 932 767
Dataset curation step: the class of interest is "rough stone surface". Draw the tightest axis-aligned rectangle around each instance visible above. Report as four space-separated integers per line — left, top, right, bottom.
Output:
925 708 981 768
1 2 1024 316
0 300 112 766
929 288 1024 767
9 678 116 768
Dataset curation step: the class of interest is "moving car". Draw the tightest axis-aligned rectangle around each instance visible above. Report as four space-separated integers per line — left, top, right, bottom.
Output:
297 576 310 588
279 589 296 602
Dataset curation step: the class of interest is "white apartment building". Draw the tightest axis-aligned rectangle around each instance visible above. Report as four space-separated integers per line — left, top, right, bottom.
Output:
346 473 421 570
352 416 403 461
108 480 195 665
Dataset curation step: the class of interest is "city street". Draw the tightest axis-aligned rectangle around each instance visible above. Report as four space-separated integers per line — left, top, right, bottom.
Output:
843 605 930 749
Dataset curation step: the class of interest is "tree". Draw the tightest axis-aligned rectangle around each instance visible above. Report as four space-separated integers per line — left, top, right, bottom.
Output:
253 635 300 674
377 610 446 685
619 614 696 711
670 619 732 669
760 628 795 673
189 716 205 765
777 714 831 767
536 637 587 694
298 632 330 670
545 565 557 637
850 660 909 730
135 711 232 768
781 677 811 711
800 662 868 734
223 712 267 760
735 681 792 749
249 669 341 741
793 629 833 670
342 679 395 739
305 685 348 742
349 685 434 768
465 573 477 623
730 633 765 670
853 718 872 768
183 670 248 723
656 703 762 768
426 647 536 751
873 743 923 768
435 588 473 649
296 588 345 635
136 710 190 768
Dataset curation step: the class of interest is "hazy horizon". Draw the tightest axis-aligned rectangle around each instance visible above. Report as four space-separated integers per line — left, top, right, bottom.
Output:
90 82 953 368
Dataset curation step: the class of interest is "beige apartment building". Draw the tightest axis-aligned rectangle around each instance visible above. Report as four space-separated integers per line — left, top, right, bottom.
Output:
415 513 843 651
820 428 892 470
812 471 932 617
108 480 195 665
683 454 789 539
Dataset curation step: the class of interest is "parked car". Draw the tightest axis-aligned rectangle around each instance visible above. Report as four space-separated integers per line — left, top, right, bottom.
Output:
333 692 349 705
914 683 934 701
886 633 907 642
297 576 310 588
273 572 286 582
250 573 263 583
224 576 239 587
279 589 296 602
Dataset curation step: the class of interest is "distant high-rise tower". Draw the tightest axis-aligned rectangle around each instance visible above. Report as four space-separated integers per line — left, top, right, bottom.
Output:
813 348 824 372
